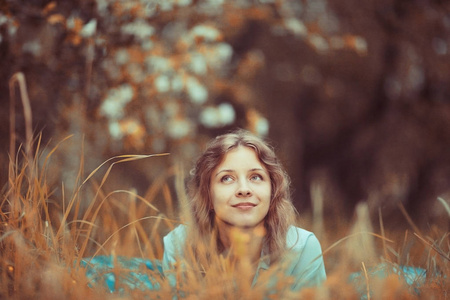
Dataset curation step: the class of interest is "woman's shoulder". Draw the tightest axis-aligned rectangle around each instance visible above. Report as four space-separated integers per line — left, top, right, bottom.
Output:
286 226 321 251
163 224 187 244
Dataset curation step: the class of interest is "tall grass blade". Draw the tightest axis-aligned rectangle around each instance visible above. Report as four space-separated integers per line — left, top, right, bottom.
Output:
437 197 450 217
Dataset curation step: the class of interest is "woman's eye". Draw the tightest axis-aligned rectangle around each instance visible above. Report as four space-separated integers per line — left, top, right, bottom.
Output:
251 174 263 181
221 175 233 183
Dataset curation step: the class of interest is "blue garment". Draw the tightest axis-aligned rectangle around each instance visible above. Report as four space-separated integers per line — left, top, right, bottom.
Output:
349 263 427 299
80 256 163 293
162 225 327 291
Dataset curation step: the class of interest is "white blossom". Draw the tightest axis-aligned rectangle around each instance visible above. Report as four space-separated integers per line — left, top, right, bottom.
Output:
142 40 154 50
189 53 208 75
145 56 171 73
255 117 269 136
308 34 329 52
186 76 208 104
108 121 123 139
0 14 8 26
190 25 221 42
199 103 235 128
284 18 307 37
155 75 171 92
177 0 192 7
353 36 368 55
66 16 77 29
217 103 235 125
121 19 155 41
80 19 97 38
22 40 42 56
159 1 174 11
199 107 219 127
167 119 191 139
115 49 130 65
215 43 233 62
100 84 134 119
207 43 233 69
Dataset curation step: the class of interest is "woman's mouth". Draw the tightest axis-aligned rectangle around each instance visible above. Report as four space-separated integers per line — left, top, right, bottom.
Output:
232 202 256 210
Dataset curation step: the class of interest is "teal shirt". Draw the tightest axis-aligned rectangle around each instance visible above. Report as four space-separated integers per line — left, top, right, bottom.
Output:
162 225 326 291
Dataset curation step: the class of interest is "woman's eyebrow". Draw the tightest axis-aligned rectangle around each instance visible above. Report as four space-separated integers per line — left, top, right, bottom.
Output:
215 169 234 177
250 168 270 176
249 168 265 172
215 167 267 177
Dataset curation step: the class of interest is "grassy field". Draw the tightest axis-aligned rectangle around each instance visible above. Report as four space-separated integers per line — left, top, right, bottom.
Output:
1 74 448 299
0 132 448 300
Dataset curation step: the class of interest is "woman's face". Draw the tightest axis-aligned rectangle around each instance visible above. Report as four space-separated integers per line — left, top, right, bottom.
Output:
210 146 271 229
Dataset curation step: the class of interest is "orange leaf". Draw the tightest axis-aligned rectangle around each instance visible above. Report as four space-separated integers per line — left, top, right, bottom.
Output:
43 1 57 14
47 14 65 25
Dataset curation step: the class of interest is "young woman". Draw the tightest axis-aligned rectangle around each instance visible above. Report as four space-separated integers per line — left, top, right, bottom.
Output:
162 129 326 294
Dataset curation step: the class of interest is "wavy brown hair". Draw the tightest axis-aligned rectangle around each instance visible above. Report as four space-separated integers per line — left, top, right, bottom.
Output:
186 129 297 263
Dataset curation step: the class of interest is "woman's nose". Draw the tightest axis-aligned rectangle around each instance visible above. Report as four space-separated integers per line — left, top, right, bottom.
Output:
236 180 252 197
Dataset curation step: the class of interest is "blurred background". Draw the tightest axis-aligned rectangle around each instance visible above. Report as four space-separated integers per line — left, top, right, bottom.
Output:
1 0 450 230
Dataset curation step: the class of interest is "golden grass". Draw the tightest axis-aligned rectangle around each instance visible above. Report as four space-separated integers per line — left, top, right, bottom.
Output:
2 73 448 299
2 136 448 299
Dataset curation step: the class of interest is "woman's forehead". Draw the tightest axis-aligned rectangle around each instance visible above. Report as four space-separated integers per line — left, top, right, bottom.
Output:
216 146 266 170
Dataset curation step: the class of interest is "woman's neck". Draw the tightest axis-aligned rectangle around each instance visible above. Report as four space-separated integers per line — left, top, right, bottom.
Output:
216 221 266 264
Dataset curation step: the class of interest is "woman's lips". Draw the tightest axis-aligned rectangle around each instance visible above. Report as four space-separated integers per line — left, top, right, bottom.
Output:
232 202 256 209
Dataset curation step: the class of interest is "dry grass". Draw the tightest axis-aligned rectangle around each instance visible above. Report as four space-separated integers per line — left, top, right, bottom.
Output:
1 73 448 299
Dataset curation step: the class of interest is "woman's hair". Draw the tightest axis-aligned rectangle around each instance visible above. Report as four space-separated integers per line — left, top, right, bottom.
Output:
186 129 297 263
